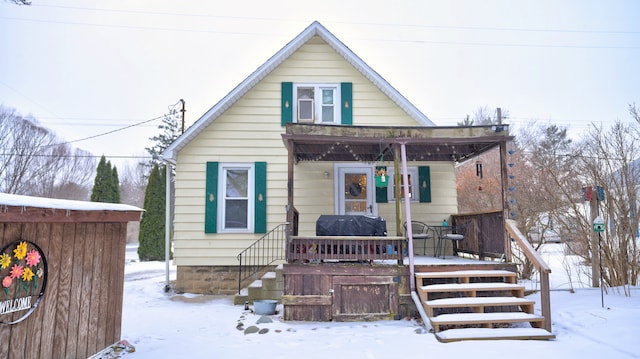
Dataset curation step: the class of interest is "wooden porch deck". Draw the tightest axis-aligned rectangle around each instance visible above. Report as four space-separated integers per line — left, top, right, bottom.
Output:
270 212 553 340
281 225 554 341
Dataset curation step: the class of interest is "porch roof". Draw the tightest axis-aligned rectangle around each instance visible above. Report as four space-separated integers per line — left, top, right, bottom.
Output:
281 123 513 163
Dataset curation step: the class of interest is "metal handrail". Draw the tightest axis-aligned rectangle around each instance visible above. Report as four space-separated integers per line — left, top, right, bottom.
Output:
237 223 289 294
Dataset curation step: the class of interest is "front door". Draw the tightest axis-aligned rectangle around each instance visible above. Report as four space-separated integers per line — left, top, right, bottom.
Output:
336 165 376 216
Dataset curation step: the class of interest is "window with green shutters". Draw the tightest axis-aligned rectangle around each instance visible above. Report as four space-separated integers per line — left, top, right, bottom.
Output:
382 166 431 203
205 162 267 234
281 82 352 125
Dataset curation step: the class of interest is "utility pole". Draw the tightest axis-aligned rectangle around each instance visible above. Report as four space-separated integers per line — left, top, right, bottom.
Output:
589 190 599 287
179 99 186 134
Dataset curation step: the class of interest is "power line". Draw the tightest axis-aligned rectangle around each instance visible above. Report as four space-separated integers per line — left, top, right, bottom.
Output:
0 15 281 37
2 9 639 50
61 114 165 146
6 113 166 150
0 153 152 159
30 4 640 36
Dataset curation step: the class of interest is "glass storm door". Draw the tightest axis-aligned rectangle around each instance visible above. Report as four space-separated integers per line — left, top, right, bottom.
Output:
337 166 376 216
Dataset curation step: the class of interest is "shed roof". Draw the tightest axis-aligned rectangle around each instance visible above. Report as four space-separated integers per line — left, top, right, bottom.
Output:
0 193 143 223
162 21 434 161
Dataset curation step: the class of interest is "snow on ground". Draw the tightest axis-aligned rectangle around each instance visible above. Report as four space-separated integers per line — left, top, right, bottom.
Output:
120 243 640 359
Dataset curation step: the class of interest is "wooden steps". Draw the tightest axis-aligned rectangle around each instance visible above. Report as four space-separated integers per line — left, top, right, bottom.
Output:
420 282 525 298
416 269 554 342
430 312 545 327
417 269 518 283
435 328 556 343
424 296 535 316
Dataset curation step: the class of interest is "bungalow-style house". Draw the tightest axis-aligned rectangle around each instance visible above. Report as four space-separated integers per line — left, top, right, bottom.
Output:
162 21 554 342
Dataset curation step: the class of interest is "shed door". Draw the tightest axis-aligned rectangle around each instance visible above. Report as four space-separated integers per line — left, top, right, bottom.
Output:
332 276 398 321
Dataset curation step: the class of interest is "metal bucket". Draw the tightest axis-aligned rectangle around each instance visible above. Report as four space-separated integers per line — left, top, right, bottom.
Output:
253 300 277 315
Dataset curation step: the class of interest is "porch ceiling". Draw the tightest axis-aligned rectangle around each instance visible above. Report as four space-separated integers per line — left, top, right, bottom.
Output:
282 123 513 163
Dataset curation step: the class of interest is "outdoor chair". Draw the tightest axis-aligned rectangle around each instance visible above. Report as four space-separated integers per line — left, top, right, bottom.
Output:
436 224 467 258
403 221 434 256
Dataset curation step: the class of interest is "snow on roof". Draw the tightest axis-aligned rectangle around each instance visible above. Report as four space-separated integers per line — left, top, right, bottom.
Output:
0 193 143 212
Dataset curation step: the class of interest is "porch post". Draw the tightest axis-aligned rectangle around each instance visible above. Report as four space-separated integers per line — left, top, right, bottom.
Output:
394 148 403 237
287 140 295 238
399 141 415 291
499 140 512 261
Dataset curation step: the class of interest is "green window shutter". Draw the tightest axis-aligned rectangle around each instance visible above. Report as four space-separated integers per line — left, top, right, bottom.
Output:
341 82 352 125
375 166 388 203
254 162 267 234
281 82 293 126
205 162 219 233
418 166 431 203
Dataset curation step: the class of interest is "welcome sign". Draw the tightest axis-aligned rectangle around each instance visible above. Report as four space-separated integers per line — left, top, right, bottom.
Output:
0 240 47 325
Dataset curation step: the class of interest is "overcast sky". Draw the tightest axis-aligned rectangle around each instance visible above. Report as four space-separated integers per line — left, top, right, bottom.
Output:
1 0 639 167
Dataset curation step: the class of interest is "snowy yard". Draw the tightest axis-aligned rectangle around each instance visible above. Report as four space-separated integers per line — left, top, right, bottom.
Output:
118 243 640 359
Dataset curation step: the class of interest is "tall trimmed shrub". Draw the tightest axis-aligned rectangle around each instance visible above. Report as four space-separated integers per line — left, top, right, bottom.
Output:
138 164 169 261
91 155 120 203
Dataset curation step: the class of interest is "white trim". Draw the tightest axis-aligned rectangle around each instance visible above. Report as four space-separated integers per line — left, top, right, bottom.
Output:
217 163 255 233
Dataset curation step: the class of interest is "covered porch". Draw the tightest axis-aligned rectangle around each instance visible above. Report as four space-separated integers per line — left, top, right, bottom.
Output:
281 123 514 267
277 124 553 340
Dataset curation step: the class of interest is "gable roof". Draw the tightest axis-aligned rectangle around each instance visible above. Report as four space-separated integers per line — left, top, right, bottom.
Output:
162 21 434 161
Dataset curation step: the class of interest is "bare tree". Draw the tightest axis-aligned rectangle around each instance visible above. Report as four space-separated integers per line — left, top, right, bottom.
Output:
458 106 509 126
506 122 585 279
120 159 148 208
576 116 640 291
630 103 640 125
0 106 95 199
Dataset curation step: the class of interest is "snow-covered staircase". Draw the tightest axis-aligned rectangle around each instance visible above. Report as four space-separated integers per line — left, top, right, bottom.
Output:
416 269 555 342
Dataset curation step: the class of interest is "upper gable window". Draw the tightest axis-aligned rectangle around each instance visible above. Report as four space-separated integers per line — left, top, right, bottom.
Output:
294 83 340 124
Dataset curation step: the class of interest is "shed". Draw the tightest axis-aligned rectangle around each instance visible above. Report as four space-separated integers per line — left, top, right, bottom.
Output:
0 193 142 359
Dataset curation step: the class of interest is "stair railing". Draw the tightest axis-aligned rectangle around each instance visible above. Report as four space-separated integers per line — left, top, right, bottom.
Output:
505 219 552 332
237 222 289 294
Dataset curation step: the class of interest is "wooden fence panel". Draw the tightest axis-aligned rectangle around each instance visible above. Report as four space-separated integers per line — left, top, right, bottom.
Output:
76 222 96 358
52 223 75 359
23 223 51 359
86 222 104 355
5 224 27 359
453 211 505 259
39 223 64 359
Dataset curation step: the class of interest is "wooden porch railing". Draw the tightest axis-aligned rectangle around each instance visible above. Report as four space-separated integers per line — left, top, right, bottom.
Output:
286 236 405 264
505 219 552 332
452 210 505 259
